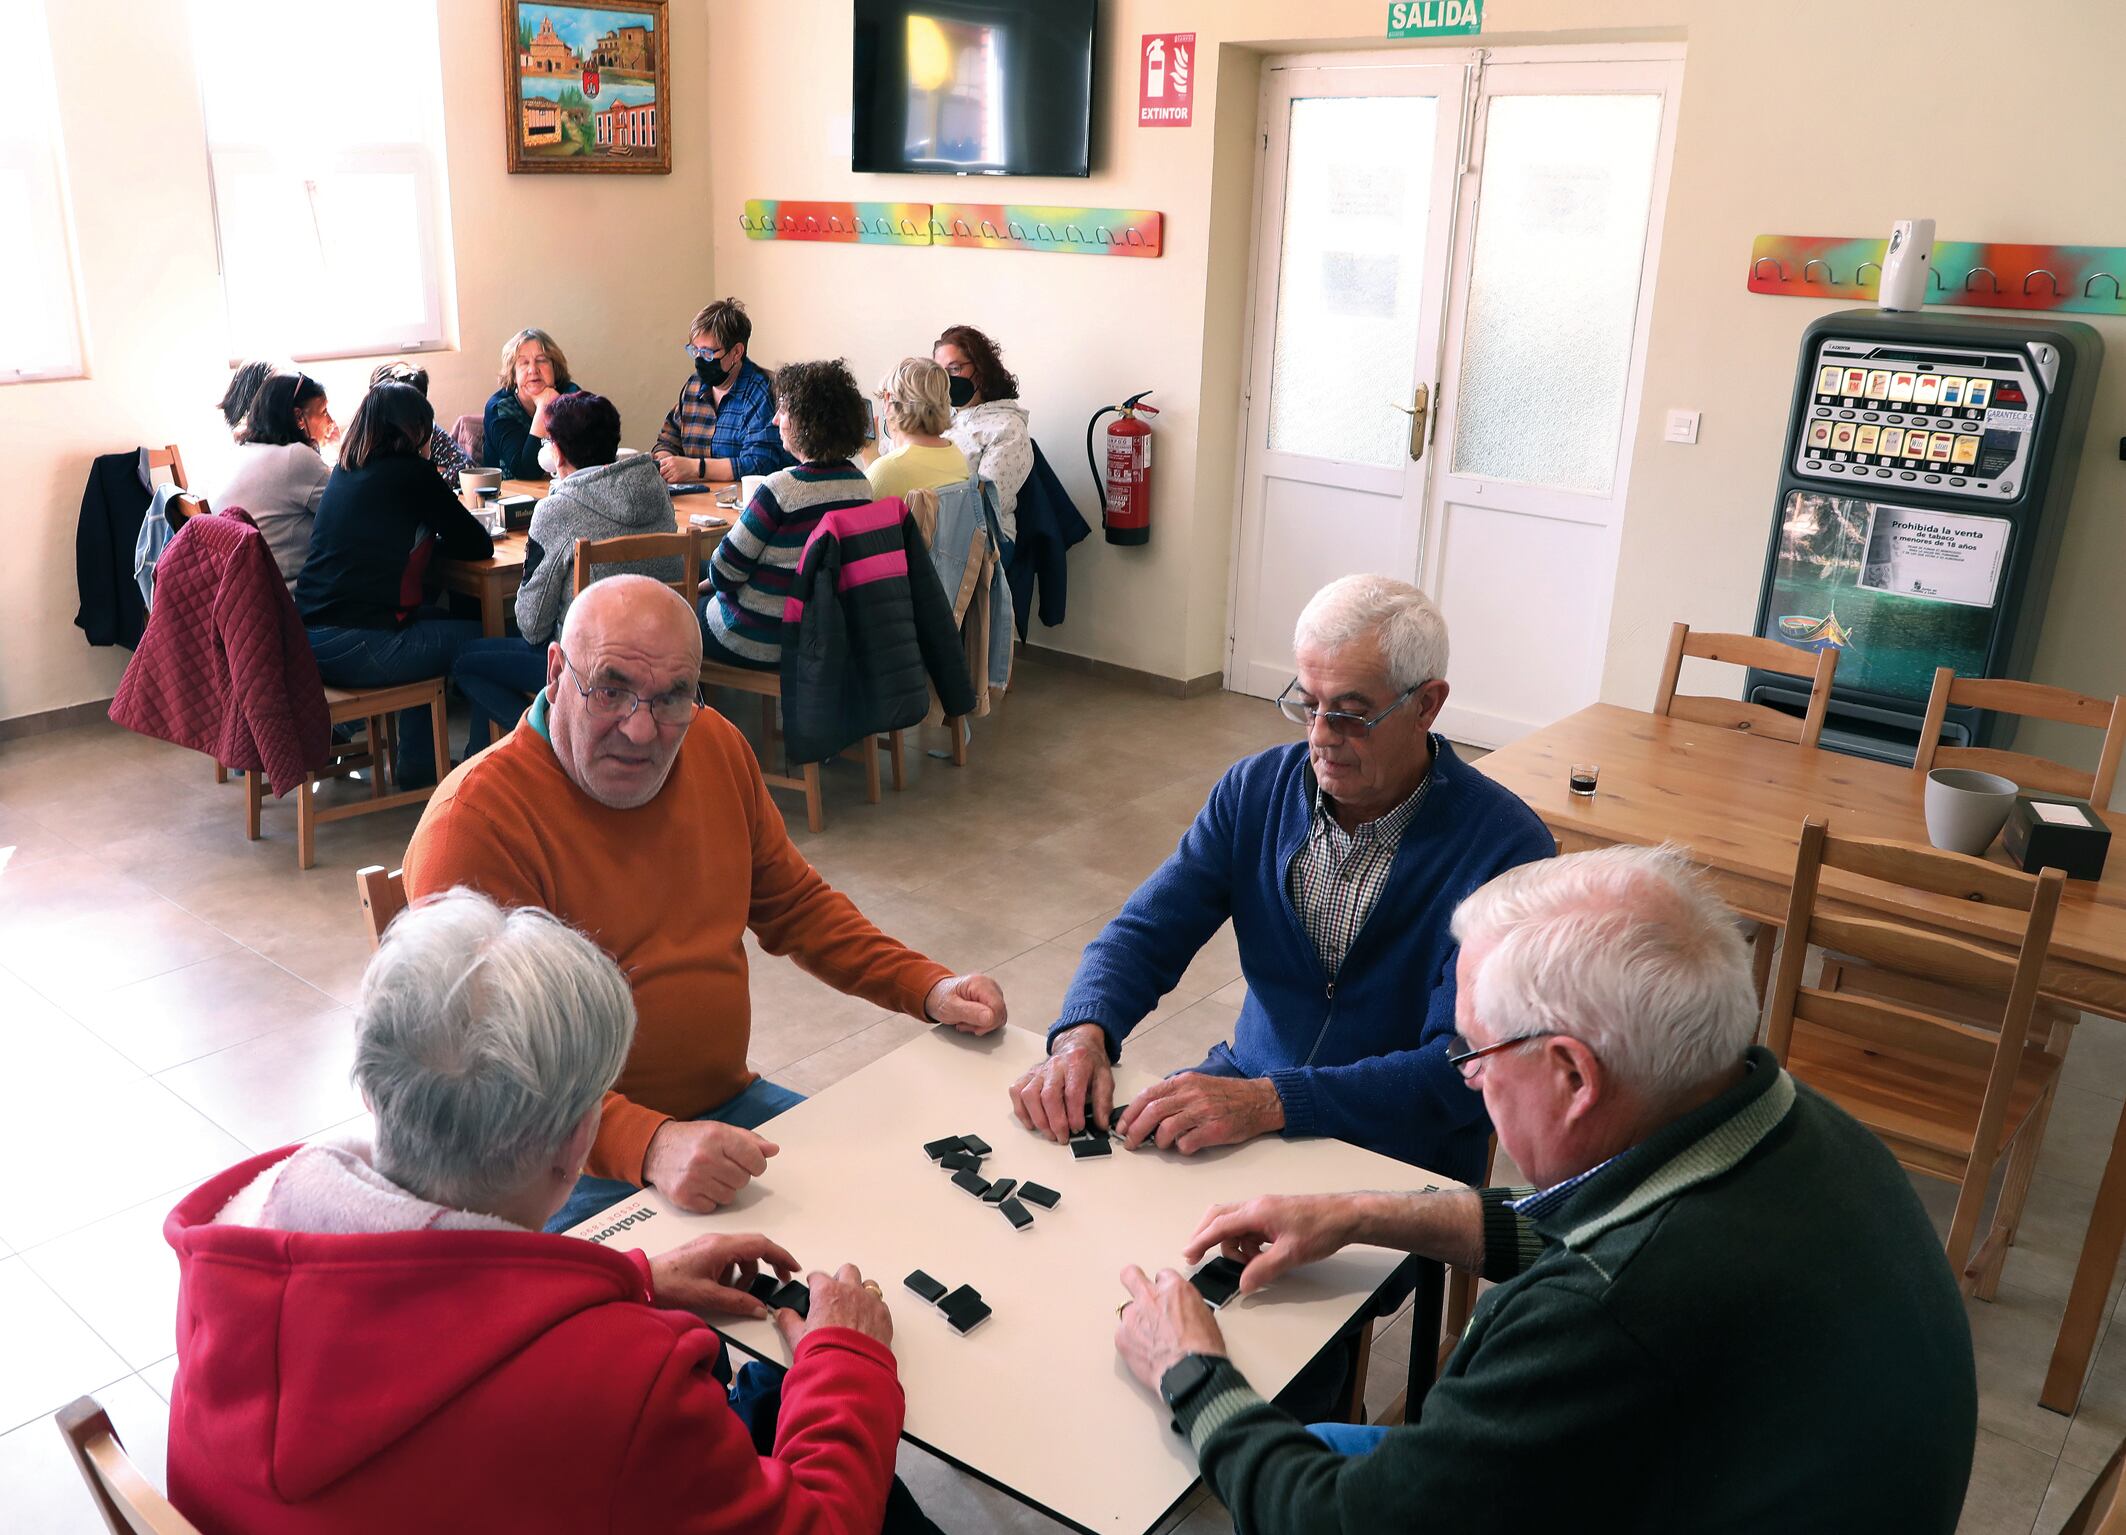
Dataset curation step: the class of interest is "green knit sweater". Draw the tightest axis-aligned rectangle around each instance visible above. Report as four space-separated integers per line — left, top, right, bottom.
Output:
1178 1048 1977 1533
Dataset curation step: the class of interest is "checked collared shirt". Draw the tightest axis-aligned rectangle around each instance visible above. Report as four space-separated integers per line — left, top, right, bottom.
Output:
1285 736 1439 981
653 357 790 478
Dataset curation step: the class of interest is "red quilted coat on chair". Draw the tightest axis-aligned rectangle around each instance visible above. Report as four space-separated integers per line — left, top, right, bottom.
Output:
109 511 331 796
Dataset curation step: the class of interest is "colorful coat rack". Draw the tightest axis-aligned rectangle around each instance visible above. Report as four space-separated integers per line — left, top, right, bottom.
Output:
740 199 1162 258
1746 234 2126 316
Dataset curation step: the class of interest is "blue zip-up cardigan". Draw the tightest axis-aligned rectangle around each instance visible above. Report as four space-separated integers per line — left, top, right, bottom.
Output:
1049 741 1554 1183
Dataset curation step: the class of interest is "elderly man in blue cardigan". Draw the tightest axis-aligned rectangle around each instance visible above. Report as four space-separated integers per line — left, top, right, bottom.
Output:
1009 575 1552 1185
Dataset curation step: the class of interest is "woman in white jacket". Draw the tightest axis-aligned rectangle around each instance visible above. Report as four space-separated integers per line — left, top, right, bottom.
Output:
934 324 1032 543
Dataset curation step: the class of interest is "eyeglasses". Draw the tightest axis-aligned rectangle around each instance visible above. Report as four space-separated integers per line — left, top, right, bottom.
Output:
557 650 701 726
684 343 724 359
1276 680 1421 737
1444 1031 1560 1079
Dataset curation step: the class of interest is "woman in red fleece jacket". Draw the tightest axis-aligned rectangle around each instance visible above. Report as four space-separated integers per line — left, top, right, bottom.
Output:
164 889 929 1534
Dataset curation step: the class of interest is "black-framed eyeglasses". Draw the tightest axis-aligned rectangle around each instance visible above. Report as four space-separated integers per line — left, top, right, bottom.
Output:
557 649 701 726
1276 679 1421 737
1445 1031 1559 1079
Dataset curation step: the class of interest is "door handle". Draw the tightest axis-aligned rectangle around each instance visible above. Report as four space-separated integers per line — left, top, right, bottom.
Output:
1390 384 1431 462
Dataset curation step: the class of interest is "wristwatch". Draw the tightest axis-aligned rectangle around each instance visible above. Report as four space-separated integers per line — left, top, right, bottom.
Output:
1158 1352 1224 1434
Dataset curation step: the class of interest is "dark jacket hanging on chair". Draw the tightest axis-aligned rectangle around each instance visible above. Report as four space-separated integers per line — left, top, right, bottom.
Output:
75 450 155 647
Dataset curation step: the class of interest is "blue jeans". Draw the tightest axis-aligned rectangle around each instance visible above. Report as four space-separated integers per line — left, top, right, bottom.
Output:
306 617 481 784
1308 1422 1390 1456
453 636 549 755
546 1076 806 1234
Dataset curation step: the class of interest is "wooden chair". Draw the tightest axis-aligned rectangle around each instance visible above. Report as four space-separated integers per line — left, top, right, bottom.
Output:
2062 1430 2126 1534
572 528 705 602
1653 621 1840 749
145 443 188 492
55 1395 203 1535
244 679 449 870
1914 667 2126 805
1765 817 2066 1297
356 864 408 950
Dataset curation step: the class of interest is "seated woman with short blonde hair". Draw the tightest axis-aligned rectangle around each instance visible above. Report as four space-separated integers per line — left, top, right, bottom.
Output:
865 356 970 503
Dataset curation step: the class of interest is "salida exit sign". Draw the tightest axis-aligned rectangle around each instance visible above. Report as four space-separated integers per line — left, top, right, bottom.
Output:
1387 0 1483 36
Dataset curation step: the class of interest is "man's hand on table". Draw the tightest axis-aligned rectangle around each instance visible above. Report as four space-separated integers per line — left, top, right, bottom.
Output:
649 1232 799 1320
1115 1264 1227 1395
1184 1194 1360 1297
777 1263 895 1349
654 449 702 485
644 1120 779 1212
1009 1022 1115 1142
1120 1073 1284 1155
926 972 1007 1034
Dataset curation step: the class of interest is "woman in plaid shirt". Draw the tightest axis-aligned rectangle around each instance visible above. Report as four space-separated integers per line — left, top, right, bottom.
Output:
653 297 795 486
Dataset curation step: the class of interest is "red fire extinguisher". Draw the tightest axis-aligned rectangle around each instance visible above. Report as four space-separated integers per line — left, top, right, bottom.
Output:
1088 391 1157 545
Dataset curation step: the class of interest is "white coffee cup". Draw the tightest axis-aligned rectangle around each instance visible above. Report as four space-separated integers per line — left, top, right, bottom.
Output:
740 474 767 505
616 446 641 458
1923 767 2019 856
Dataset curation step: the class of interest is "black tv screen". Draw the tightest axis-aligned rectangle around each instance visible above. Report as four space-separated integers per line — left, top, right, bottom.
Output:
852 0 1096 177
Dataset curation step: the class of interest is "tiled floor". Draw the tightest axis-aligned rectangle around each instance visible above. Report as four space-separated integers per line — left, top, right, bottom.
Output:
0 659 2119 1532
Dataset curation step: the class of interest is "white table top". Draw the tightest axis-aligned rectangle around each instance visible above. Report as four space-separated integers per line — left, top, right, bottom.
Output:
568 1025 1452 1534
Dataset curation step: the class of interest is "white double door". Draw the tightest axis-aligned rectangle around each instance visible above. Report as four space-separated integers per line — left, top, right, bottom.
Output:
1227 48 1682 746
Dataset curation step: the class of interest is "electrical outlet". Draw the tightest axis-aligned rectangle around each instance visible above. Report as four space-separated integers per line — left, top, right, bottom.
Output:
1665 409 1701 445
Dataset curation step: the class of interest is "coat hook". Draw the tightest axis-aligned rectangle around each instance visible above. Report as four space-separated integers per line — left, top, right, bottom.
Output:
953 219 972 237
1853 259 1881 288
2023 268 2063 297
1751 256 1790 283
1801 258 1835 285
1929 267 1946 291
979 220 999 239
1097 227 1113 245
1125 229 1144 246
2085 272 2123 300
1963 266 2001 294
1036 222 1056 241
1007 222 1026 240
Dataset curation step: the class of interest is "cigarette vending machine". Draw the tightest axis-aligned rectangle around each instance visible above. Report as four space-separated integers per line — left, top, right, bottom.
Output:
1746 308 2102 763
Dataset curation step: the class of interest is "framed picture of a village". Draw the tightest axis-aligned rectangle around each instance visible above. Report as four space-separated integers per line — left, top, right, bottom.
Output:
502 1 670 174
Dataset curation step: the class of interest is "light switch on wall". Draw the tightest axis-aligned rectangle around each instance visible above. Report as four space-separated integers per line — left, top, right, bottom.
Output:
1665 409 1701 445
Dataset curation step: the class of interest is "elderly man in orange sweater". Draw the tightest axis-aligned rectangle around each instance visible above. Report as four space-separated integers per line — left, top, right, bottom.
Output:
405 574 1007 1232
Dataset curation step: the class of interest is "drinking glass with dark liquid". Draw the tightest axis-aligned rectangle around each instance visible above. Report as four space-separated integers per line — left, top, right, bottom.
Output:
1569 763 1599 797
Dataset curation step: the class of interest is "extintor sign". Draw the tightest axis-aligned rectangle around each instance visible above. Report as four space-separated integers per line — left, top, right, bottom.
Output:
1138 33 1194 127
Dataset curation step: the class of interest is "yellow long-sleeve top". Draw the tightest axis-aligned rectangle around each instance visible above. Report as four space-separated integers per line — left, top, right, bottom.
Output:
403 691 949 1183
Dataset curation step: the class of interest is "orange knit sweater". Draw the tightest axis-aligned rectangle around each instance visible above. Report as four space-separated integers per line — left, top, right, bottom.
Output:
403 698 949 1183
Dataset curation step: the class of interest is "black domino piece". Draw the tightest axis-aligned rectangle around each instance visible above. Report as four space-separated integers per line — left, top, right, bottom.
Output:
923 1135 968 1162
951 1168 992 1198
959 1134 993 1157
980 1176 1018 1204
903 1269 948 1305
769 1279 812 1318
999 1197 1033 1231
747 1272 781 1305
940 1150 982 1172
1189 1256 1244 1310
939 1284 991 1333
1069 1134 1113 1159
1019 1182 1061 1209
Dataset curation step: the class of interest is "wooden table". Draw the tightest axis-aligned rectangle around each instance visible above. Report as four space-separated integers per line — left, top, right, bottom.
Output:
437 476 737 636
568 1025 1446 1535
1476 703 2126 1412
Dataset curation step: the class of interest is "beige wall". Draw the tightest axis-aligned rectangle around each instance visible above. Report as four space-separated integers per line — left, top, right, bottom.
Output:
2 1 714 724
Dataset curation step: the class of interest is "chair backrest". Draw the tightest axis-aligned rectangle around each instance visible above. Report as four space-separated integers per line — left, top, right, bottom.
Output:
571 530 703 601
1915 667 2126 805
1653 621 1840 748
55 1396 204 1535
356 865 407 951
145 444 188 492
1764 817 2064 1163
170 494 210 521
2062 1430 2126 1534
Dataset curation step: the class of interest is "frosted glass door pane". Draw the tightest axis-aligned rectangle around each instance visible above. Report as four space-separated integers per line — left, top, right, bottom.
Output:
1265 96 1437 466
1449 95 1663 494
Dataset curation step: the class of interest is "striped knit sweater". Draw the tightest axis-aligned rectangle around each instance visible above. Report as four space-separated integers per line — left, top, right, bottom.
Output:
702 461 872 665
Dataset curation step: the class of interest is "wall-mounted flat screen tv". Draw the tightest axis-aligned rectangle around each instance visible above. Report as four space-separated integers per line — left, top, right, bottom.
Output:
852 0 1097 177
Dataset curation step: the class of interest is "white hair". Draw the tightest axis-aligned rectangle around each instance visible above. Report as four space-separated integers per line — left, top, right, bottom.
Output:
352 889 635 1211
1293 575 1449 692
1449 845 1757 1104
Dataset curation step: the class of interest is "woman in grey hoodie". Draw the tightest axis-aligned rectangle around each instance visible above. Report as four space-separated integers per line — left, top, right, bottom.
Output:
451 392 679 754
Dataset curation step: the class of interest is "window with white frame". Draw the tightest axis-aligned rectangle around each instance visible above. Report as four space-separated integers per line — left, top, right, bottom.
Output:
0 0 87 383
189 0 455 361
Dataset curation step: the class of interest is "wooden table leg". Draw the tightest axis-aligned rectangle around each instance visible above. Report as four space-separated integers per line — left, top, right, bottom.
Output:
2042 1096 2126 1413
480 575 506 638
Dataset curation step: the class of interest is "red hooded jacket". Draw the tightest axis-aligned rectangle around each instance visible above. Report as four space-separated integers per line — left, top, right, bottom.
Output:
164 1144 905 1534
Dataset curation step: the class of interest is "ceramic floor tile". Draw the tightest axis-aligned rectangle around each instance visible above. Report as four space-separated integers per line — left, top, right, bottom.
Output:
0 1256 129 1434
1125 997 1246 1080
0 807 80 872
1996 1174 2125 1312
0 966 145 1116
0 1372 171 1535
2034 1085 2123 1195
0 858 237 1012
156 1008 363 1153
1967 1281 2076 1460
2065 1016 2126 1102
2035 1457 2102 1535
1956 1428 2058 1535
2058 1297 2126 1472
835 888 1050 979
0 1078 248 1250
917 857 1141 945
66 947 340 1074
139 1355 179 1404
21 1194 184 1370
743 943 909 1075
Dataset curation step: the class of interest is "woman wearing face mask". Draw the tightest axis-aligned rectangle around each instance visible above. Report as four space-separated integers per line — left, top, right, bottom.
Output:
483 328 584 481
933 325 1032 542
217 370 338 587
866 357 969 502
652 296 794 486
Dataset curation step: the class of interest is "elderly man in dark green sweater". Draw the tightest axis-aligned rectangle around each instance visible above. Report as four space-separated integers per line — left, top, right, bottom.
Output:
1115 844 1977 1533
